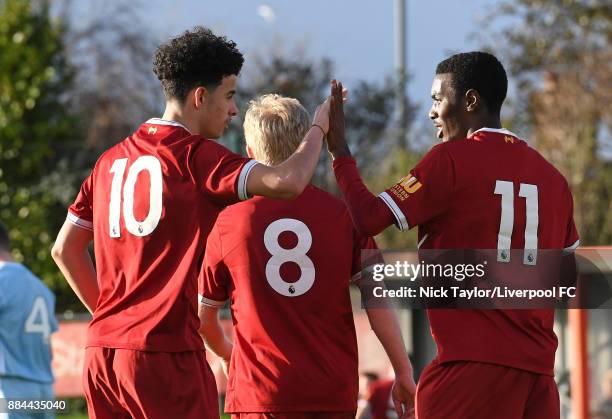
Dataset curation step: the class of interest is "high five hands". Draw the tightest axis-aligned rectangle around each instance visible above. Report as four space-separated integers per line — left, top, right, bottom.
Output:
327 79 352 159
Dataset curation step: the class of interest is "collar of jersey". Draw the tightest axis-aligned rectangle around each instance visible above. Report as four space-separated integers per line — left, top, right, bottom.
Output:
146 118 191 134
470 127 521 139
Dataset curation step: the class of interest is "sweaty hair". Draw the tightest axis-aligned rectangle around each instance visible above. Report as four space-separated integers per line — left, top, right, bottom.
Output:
0 222 9 252
436 51 507 114
153 26 244 103
243 94 310 166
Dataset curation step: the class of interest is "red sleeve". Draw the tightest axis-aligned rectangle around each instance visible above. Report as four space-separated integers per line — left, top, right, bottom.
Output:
378 144 455 230
351 232 379 278
191 140 259 206
67 171 94 231
563 185 580 252
198 223 231 307
333 157 396 236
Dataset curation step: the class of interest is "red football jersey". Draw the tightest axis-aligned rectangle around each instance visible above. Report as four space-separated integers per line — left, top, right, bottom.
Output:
366 378 395 419
199 185 376 413
380 128 579 375
68 118 257 352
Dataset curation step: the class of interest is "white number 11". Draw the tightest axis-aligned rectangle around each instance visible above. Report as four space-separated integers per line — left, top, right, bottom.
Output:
494 180 539 265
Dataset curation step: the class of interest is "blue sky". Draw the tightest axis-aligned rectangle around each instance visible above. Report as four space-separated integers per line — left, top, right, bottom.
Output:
142 0 503 121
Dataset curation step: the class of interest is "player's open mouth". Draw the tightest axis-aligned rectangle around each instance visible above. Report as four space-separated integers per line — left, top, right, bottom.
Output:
434 125 443 139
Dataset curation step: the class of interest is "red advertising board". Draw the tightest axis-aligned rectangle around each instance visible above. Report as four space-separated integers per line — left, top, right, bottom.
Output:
51 321 88 397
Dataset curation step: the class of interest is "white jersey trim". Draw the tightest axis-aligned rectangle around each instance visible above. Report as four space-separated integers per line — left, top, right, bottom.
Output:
563 239 580 255
198 294 227 308
237 160 259 201
470 127 523 140
67 212 93 231
378 192 409 231
146 118 191 133
417 234 429 249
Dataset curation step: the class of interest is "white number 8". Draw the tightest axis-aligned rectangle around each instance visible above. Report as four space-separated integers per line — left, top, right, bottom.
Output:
264 218 315 297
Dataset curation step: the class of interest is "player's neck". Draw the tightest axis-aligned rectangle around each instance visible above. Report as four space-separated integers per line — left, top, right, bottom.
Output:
161 102 198 135
467 115 502 137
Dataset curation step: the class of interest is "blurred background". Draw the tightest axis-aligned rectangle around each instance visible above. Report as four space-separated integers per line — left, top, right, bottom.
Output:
0 0 610 417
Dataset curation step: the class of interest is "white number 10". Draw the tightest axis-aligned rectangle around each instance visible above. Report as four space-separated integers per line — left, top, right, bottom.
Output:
109 156 163 237
494 180 539 265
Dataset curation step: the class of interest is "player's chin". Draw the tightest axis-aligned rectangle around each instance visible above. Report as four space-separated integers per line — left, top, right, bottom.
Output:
214 127 227 139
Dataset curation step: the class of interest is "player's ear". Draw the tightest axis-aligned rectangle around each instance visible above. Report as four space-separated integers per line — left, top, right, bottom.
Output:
465 89 479 112
246 145 255 159
193 86 209 110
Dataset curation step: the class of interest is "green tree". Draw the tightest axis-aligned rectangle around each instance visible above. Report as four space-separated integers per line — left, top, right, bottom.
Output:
478 0 612 244
0 0 80 308
233 52 423 247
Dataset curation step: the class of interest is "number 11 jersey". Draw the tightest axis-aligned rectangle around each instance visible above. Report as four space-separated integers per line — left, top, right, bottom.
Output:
379 127 580 375
67 118 257 352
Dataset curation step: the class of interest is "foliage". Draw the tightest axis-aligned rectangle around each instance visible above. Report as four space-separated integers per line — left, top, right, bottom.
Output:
0 0 80 309
478 0 612 245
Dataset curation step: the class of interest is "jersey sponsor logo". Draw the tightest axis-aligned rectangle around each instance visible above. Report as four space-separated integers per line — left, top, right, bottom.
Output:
390 175 422 201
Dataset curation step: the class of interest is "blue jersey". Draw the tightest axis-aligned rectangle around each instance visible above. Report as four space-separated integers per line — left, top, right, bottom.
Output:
0 262 58 383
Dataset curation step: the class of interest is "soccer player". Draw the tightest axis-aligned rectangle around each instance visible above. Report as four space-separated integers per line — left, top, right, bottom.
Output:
327 52 579 418
0 222 58 418
198 94 416 419
51 27 332 419
358 377 396 419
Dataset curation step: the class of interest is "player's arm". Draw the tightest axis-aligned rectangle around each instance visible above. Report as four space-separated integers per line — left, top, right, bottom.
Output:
364 304 416 418
327 80 396 236
51 220 98 314
245 95 331 199
198 225 232 371
353 238 416 418
561 189 580 303
198 304 232 370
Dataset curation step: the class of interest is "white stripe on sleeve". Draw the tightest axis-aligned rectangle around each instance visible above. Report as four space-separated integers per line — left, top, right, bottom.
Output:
198 294 227 308
237 160 259 201
563 239 580 255
378 192 409 231
67 212 93 231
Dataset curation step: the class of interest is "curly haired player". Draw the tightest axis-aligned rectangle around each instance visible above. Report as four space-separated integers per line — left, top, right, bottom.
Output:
52 27 332 419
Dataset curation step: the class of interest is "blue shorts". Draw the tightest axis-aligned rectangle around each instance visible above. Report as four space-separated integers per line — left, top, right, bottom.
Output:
0 376 54 419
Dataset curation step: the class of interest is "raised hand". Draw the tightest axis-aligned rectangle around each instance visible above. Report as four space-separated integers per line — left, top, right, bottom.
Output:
327 79 352 158
312 96 331 135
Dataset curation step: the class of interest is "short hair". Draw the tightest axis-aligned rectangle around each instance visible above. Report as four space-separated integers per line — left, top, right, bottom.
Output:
436 51 507 114
243 94 310 166
0 222 9 252
153 26 244 103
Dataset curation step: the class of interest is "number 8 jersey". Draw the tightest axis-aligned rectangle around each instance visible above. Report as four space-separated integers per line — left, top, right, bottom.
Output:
198 185 377 413
67 119 257 352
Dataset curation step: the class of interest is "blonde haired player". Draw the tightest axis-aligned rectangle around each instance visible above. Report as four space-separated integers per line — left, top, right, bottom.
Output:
199 92 416 419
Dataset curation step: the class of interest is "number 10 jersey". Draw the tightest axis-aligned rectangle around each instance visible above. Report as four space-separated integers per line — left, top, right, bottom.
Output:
67 119 257 352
